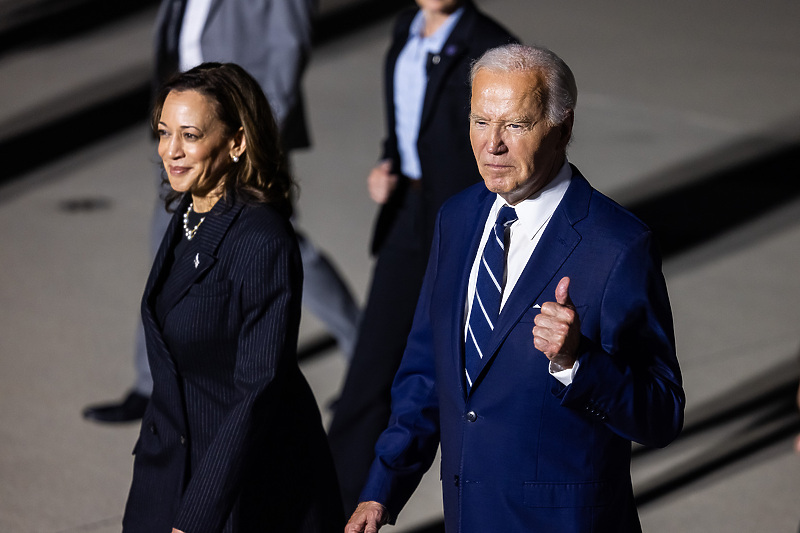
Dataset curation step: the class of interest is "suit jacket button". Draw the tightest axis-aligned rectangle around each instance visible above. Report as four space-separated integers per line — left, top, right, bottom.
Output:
180 435 186 446
149 424 156 434
466 411 477 422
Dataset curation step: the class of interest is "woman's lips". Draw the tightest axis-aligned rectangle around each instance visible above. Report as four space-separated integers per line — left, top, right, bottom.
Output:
169 166 190 175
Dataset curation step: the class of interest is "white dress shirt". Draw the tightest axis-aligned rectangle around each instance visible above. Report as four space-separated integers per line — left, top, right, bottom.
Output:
464 161 579 385
393 8 463 179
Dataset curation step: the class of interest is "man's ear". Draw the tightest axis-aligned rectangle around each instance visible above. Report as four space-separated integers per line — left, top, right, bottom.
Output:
558 111 574 151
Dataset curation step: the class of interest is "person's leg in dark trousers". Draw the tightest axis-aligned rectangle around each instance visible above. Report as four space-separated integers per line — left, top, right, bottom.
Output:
327 187 429 515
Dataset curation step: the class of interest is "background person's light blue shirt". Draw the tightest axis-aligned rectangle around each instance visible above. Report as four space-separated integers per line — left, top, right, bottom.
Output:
393 7 464 180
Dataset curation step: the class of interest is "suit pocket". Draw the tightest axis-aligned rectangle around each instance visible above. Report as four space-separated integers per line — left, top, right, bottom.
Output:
523 480 612 508
518 305 542 324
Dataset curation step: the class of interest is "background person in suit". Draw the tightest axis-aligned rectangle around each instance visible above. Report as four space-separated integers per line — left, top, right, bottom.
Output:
345 44 685 532
83 0 360 423
795 379 800 454
326 0 517 513
122 63 343 533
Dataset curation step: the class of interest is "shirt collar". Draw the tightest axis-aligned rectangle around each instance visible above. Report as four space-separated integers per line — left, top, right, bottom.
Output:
408 7 465 51
490 160 573 241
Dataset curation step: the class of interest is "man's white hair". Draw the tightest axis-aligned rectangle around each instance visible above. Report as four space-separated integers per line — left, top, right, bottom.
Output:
470 44 577 126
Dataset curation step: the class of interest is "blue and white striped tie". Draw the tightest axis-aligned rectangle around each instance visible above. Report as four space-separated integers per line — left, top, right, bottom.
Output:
465 205 518 391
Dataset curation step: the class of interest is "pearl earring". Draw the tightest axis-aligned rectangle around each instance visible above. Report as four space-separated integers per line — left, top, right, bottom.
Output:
232 155 240 163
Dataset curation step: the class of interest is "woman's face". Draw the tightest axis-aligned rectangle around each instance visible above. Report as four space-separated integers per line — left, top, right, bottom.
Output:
415 0 462 15
157 90 235 195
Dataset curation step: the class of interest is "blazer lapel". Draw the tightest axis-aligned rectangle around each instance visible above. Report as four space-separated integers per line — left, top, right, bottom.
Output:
141 195 243 374
492 213 581 348
202 0 224 34
469 170 592 393
155 197 242 319
141 196 183 374
450 188 494 398
418 4 476 133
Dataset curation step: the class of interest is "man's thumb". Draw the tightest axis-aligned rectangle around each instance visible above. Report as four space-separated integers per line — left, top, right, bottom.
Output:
555 276 573 307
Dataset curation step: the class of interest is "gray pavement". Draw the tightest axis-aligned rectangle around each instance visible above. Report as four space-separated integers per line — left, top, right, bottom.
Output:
2 0 800 531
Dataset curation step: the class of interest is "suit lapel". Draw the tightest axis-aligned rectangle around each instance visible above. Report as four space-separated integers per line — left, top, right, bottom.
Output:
418 4 475 133
449 188 494 398
141 196 185 376
468 170 592 394
141 195 243 374
490 211 581 351
383 10 413 161
202 0 224 35
155 197 242 319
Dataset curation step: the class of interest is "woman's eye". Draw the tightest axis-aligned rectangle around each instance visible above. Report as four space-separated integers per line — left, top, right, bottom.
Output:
184 132 197 140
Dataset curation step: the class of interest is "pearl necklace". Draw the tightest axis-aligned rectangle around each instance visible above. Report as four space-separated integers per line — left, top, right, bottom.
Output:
183 202 206 240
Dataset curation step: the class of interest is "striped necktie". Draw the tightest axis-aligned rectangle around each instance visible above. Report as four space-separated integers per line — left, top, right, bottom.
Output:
465 205 518 391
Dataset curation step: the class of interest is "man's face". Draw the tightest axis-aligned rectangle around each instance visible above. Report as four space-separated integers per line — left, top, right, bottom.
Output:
469 69 572 205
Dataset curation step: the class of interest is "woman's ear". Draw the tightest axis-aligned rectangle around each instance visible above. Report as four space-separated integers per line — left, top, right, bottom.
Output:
230 127 246 159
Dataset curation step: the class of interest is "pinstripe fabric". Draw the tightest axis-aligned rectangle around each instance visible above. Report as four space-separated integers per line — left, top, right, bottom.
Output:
123 195 344 533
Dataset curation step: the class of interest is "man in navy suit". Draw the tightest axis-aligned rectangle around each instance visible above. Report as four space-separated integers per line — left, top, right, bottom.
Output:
345 44 685 533
328 0 516 513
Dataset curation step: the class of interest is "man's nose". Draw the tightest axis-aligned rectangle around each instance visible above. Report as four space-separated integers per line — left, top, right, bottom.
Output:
486 127 506 154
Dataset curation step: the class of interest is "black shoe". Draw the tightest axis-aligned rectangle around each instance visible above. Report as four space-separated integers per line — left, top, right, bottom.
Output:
82 391 149 423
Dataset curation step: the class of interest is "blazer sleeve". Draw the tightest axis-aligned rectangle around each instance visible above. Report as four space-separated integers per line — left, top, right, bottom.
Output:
560 229 685 449
241 0 315 128
173 233 301 533
358 210 444 522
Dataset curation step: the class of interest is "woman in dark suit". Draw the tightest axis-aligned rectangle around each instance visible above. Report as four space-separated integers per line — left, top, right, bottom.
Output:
122 63 344 533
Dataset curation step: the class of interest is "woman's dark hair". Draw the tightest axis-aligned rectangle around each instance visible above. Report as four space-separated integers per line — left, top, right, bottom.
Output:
152 62 294 217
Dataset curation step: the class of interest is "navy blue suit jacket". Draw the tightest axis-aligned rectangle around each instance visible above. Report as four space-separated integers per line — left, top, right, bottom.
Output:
360 168 685 532
123 196 342 533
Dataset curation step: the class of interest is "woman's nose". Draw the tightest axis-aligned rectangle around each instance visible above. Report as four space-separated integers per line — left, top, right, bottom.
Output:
163 136 183 159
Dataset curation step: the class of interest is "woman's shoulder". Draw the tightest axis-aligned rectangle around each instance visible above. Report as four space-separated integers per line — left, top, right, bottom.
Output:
227 201 296 248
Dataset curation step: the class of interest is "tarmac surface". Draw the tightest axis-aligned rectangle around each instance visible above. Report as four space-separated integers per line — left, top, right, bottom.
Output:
1 0 800 531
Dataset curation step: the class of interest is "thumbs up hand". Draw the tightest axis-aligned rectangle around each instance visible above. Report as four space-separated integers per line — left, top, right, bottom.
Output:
533 276 581 370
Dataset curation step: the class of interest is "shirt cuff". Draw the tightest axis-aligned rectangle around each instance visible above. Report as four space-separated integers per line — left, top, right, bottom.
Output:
549 359 580 386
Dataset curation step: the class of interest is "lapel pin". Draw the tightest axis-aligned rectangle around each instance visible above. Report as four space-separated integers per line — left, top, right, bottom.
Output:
194 253 200 269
